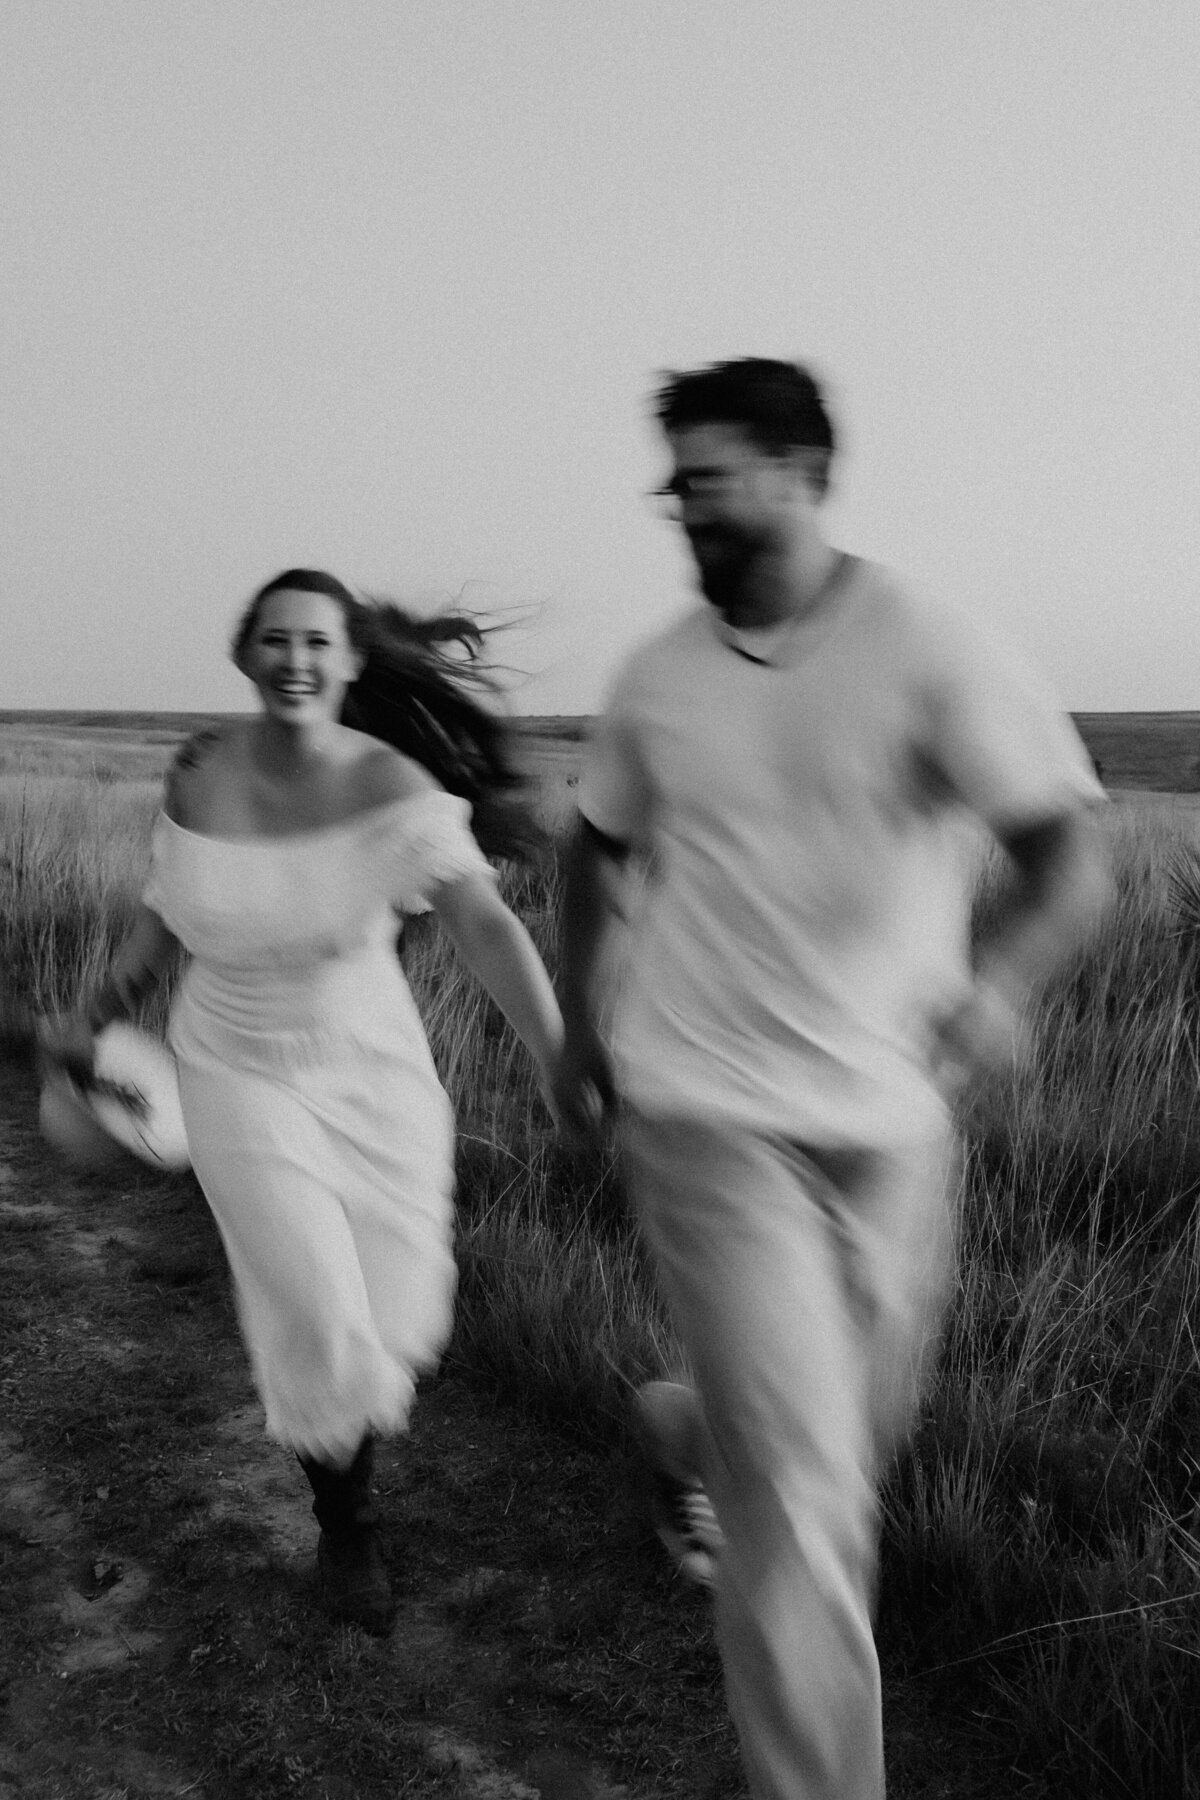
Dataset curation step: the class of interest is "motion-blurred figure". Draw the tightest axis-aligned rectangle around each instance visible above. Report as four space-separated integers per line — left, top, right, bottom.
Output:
554 360 1109 1800
42 570 562 1637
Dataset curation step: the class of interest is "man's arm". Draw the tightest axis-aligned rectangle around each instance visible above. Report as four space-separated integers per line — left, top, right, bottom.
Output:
937 807 1111 1085
982 810 1110 992
553 816 631 1135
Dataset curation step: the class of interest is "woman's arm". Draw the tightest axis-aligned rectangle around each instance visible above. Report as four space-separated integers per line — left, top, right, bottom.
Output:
552 817 630 1136
87 728 211 1026
39 738 197 1072
39 903 179 1077
430 871 563 1088
86 903 180 1031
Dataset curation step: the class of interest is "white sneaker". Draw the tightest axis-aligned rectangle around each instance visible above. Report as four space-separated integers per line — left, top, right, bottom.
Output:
633 1381 723 1588
649 1475 722 1588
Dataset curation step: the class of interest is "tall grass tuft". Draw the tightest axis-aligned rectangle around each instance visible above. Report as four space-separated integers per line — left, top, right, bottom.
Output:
0 776 168 1031
4 773 1200 1791
403 852 675 1433
880 804 1200 1794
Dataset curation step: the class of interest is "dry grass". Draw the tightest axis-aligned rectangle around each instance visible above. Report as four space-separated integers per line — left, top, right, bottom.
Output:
3 757 1200 1794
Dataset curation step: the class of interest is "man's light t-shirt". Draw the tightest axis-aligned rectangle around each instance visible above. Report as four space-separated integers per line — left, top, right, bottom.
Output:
578 557 1103 1149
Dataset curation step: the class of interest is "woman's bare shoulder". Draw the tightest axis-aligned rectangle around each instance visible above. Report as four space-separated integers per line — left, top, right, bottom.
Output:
347 736 442 809
162 723 246 825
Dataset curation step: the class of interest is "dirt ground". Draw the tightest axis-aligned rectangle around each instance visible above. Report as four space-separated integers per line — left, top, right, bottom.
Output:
0 1056 1014 1800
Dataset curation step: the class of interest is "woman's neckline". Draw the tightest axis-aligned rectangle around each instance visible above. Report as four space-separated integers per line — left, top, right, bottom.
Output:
160 789 447 847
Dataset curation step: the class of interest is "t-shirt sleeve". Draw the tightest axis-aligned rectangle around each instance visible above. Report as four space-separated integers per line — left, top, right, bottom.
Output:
577 659 654 845
918 607 1105 831
385 791 498 914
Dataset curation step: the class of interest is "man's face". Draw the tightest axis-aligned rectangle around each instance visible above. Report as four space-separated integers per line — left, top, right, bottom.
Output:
660 423 796 611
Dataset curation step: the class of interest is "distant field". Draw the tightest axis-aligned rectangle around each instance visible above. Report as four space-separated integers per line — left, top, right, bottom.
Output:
0 711 585 782
0 708 1194 793
0 711 588 832
1072 711 1199 792
0 712 247 782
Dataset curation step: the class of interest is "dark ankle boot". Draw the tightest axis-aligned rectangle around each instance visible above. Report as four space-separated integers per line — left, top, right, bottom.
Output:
298 1435 395 1636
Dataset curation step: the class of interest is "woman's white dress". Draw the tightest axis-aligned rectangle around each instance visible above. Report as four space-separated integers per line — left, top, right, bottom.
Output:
142 790 494 1466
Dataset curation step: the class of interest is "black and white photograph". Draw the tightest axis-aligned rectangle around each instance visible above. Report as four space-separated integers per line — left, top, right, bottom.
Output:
2 6 1198 1797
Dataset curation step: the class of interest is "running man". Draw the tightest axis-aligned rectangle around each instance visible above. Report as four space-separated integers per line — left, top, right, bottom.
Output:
554 359 1109 1800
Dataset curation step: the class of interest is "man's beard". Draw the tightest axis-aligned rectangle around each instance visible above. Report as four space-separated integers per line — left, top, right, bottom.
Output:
686 527 760 616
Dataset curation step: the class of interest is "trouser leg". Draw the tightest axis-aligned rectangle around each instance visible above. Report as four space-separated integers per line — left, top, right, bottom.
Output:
622 1110 958 1800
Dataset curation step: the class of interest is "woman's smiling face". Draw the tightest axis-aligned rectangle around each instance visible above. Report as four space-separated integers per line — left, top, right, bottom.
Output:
241 589 363 726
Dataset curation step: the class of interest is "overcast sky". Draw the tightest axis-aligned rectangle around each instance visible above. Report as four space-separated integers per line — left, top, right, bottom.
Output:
3 2 1197 716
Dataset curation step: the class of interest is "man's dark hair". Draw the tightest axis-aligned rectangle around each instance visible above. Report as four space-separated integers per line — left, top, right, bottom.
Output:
654 358 836 492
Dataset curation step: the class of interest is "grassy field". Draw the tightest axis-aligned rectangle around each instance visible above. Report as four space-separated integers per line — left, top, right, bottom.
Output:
2 715 1200 1796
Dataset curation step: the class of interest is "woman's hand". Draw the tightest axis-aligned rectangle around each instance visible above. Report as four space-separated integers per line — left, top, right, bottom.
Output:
551 1019 614 1145
36 1012 98 1086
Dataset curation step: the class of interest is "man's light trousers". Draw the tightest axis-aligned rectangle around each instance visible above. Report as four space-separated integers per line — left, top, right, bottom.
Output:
622 1109 961 1800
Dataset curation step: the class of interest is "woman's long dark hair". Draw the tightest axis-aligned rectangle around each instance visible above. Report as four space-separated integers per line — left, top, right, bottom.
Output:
234 569 542 860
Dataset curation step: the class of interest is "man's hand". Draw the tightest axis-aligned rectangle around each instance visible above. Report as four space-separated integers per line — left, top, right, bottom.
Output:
552 1020 616 1143
929 974 1030 1097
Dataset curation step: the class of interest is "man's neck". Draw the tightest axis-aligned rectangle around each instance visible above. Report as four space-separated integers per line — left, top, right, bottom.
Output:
721 538 844 632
